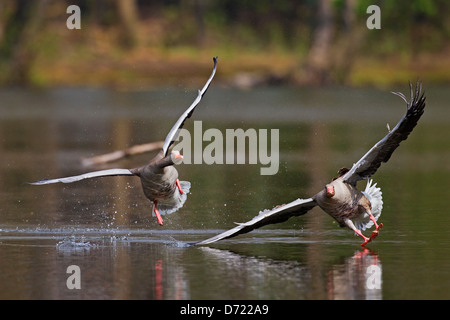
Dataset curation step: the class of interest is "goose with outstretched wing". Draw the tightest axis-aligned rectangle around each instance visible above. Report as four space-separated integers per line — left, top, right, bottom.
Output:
29 57 218 226
197 81 425 246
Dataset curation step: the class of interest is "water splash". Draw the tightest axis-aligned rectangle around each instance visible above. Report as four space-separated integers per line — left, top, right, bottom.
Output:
56 235 96 251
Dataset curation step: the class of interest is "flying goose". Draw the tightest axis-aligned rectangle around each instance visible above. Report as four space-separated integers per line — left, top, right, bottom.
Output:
197 81 425 246
30 57 218 226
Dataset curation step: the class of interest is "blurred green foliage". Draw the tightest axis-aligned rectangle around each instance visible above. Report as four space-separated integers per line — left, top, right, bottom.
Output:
0 0 448 87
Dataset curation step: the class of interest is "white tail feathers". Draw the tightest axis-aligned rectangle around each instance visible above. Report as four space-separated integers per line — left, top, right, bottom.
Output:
153 181 191 215
353 179 383 231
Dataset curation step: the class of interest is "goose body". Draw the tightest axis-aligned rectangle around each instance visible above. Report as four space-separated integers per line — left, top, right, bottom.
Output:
314 178 372 227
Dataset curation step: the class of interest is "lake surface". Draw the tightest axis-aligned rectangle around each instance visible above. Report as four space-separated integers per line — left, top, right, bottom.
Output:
0 84 449 300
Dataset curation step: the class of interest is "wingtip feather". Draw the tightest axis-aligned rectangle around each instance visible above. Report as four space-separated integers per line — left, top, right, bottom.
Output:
27 179 52 185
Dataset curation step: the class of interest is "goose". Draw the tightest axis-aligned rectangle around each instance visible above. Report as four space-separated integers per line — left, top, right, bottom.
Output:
197 81 425 246
29 57 218 226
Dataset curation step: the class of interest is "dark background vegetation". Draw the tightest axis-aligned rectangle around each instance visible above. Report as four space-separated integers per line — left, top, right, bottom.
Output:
0 0 449 88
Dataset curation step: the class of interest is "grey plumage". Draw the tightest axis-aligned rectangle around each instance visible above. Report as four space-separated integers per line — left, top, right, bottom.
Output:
162 57 218 156
341 81 425 186
197 198 316 245
28 168 134 185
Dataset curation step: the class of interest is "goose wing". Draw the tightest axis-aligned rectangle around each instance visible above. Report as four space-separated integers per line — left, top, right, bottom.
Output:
162 57 218 156
28 168 135 185
341 81 426 185
196 198 316 245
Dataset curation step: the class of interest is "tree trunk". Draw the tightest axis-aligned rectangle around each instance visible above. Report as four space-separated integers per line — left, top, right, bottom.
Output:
115 0 140 49
332 0 366 84
303 0 334 85
2 0 48 85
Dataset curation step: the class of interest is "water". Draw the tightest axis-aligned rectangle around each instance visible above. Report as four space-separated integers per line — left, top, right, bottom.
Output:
0 85 449 300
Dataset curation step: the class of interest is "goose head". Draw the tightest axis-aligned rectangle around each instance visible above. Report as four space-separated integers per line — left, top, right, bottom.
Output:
170 150 183 165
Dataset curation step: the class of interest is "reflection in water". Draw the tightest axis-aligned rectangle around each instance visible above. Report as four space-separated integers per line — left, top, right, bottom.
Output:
0 228 191 299
197 246 311 299
327 248 382 300
0 227 382 299
154 258 189 300
155 259 163 299
197 246 382 300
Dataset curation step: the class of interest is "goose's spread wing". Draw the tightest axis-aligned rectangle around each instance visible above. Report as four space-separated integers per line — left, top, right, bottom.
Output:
342 81 426 185
162 57 218 156
196 198 316 245
28 168 135 185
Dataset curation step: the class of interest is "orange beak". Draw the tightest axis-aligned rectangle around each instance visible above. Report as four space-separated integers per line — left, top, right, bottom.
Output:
326 185 335 198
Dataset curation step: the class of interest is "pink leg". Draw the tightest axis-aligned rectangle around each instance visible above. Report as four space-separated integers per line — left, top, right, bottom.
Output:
368 213 382 230
345 219 371 246
153 200 163 226
368 211 383 241
176 179 183 195
355 229 371 246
